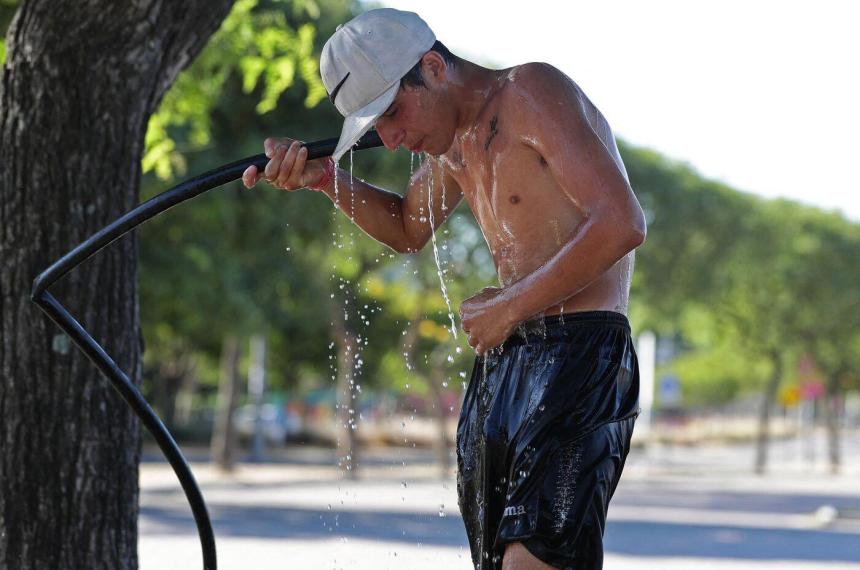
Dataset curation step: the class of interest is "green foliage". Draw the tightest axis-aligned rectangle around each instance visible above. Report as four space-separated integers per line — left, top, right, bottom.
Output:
143 0 326 180
623 140 860 406
137 0 860 421
669 342 772 406
0 0 18 65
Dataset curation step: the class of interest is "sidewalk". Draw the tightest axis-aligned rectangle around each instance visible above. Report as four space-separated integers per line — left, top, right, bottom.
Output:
140 431 860 569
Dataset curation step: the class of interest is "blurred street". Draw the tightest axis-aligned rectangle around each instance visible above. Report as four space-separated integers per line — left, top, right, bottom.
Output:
139 428 860 569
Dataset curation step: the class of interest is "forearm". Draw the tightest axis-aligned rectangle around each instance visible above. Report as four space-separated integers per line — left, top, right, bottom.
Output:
500 218 644 322
315 167 414 253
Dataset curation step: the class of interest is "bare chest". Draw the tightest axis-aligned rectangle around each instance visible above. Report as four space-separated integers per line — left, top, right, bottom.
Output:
441 115 583 284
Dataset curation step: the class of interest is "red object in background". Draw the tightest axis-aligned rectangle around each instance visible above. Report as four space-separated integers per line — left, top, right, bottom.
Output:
799 381 824 400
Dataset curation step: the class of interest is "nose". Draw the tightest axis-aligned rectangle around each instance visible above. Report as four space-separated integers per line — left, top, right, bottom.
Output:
375 119 405 150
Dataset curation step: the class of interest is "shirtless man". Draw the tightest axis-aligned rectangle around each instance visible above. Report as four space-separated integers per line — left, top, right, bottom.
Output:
243 9 645 570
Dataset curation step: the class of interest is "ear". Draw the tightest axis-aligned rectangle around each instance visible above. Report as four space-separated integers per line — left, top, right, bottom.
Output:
420 51 448 84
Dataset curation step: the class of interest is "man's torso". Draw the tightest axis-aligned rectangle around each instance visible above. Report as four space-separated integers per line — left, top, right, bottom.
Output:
439 64 635 316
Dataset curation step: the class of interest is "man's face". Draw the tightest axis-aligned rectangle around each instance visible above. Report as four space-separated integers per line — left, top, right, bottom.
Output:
374 59 458 156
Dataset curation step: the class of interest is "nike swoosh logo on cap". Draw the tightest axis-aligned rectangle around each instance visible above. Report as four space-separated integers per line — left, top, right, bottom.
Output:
328 72 350 105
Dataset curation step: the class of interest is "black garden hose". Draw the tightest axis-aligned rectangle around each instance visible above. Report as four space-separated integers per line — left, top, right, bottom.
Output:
30 130 384 570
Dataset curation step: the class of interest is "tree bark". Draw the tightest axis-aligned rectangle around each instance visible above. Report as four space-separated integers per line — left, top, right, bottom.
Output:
0 1 233 568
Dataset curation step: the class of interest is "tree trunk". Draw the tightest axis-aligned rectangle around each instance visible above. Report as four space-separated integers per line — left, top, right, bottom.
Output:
152 351 193 431
428 345 453 477
824 371 842 474
754 354 783 474
211 335 241 472
0 1 233 568
331 298 360 478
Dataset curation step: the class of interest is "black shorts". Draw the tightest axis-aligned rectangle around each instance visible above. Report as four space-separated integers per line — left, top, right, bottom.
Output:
456 311 639 570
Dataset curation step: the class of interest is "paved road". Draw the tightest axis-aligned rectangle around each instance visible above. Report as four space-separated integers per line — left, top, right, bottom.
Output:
140 430 860 569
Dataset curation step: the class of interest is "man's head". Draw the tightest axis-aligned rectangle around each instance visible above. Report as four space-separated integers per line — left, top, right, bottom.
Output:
320 9 460 161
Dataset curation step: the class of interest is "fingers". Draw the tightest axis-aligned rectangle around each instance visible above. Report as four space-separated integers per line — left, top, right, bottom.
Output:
466 332 479 353
294 146 309 186
276 141 302 188
264 143 288 181
262 140 310 191
264 137 291 158
242 165 260 189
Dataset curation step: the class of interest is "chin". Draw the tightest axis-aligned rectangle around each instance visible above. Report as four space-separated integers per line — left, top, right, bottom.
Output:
434 136 455 157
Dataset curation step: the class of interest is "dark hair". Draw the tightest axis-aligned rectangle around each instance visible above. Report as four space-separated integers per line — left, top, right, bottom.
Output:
400 40 456 88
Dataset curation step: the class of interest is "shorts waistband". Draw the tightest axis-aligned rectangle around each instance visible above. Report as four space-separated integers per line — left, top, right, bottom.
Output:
503 310 631 349
533 310 630 329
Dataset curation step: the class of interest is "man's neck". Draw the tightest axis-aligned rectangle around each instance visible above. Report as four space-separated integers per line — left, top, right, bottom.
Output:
449 60 505 135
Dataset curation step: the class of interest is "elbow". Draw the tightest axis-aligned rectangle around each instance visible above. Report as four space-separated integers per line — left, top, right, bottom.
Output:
403 239 428 254
595 209 646 255
628 223 646 250
600 218 645 257
392 225 431 254
390 235 427 254
625 206 647 250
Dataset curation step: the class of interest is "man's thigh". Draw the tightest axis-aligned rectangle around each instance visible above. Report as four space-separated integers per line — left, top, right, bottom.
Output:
502 542 556 570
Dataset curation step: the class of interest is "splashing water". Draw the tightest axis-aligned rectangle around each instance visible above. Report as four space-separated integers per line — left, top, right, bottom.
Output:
425 156 458 339
349 150 356 221
333 157 340 208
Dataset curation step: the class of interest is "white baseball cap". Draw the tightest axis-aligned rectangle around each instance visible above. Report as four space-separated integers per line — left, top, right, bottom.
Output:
320 9 436 162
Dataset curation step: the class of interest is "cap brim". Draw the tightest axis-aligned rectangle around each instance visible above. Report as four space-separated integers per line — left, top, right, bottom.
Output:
332 82 399 163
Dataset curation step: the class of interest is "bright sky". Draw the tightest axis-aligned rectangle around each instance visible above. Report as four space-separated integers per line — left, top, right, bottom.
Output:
378 0 860 221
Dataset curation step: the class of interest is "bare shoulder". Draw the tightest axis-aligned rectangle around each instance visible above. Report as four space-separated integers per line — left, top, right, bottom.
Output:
501 62 582 108
492 63 588 155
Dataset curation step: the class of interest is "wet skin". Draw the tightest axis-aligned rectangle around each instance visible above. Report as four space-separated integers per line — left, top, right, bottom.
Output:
243 53 646 357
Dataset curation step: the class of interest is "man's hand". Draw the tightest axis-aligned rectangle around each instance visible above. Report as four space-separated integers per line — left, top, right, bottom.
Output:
459 286 518 356
242 137 328 191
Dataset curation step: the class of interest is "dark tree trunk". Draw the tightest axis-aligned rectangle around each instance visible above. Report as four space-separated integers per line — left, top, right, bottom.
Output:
149 350 193 431
331 297 360 478
428 345 452 477
754 354 783 474
824 371 843 474
400 310 454 477
0 1 233 568
211 335 241 472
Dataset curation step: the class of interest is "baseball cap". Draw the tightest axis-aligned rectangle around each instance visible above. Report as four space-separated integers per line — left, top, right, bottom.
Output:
320 9 436 163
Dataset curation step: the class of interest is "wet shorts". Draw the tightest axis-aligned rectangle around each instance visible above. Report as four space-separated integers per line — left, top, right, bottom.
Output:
456 311 639 570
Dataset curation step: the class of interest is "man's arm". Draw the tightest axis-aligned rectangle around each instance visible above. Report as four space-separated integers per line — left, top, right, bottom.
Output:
319 155 464 253
243 138 463 253
499 63 646 322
